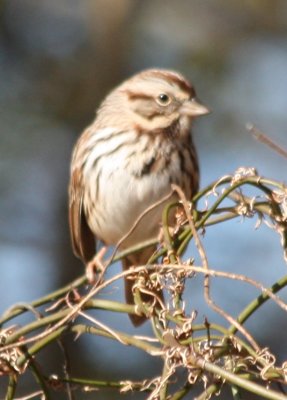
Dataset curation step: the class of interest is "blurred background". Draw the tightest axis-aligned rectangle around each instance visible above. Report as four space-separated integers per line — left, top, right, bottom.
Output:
1 1 287 398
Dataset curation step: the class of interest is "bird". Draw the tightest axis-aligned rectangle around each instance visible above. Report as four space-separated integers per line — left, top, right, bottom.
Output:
69 69 210 326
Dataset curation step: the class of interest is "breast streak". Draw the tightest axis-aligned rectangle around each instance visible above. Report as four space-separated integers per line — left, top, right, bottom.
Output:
85 133 182 247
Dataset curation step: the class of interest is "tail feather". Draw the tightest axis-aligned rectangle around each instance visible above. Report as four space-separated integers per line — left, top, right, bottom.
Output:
122 247 164 327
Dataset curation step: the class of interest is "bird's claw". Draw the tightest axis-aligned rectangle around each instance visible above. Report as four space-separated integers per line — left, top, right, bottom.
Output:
85 247 107 284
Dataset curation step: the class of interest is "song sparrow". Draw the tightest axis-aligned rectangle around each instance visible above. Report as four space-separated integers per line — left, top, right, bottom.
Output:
69 69 210 325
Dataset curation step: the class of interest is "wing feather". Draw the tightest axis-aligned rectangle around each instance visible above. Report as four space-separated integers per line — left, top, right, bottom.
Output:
69 167 95 263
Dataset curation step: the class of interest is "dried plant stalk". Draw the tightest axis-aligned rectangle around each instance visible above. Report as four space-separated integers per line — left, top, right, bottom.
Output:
1 168 287 400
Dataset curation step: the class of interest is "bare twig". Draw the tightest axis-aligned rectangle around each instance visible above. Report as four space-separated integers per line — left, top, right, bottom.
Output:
2 172 287 399
247 123 287 159
107 189 175 265
171 183 260 351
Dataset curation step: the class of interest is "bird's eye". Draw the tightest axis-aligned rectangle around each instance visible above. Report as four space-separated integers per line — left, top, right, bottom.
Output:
156 93 171 106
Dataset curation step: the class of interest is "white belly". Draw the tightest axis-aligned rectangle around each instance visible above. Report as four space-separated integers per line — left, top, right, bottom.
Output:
82 129 182 247
86 158 174 246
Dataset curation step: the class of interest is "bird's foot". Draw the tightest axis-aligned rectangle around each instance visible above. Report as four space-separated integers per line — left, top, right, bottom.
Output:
86 247 107 284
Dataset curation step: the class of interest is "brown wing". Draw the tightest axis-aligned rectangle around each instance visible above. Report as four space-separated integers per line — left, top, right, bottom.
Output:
69 167 95 263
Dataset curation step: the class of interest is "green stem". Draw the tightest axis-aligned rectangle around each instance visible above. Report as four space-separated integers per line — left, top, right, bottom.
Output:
195 384 221 400
229 275 287 335
72 324 160 354
0 276 87 326
159 358 170 400
231 384 242 400
178 176 284 255
29 360 51 400
17 327 67 368
5 299 135 345
5 374 17 400
198 359 287 400
169 385 191 400
53 376 153 392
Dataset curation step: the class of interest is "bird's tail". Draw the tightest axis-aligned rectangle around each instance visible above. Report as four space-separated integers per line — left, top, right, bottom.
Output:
122 246 164 327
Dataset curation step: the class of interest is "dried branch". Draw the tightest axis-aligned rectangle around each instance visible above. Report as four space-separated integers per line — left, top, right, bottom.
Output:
1 169 287 399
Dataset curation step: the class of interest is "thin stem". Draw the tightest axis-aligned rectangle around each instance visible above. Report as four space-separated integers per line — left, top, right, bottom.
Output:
5 374 17 400
0 276 87 326
29 360 51 400
198 359 287 400
71 324 161 355
229 274 287 335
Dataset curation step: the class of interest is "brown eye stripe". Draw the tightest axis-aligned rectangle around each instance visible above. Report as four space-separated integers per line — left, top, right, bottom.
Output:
124 90 154 100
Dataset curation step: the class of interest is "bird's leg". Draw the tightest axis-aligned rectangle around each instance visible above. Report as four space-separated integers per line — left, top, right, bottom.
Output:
86 247 107 283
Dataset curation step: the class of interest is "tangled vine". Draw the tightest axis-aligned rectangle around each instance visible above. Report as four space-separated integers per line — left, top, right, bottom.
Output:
1 166 287 400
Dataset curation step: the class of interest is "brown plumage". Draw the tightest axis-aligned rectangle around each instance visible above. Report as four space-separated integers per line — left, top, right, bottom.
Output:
69 69 210 326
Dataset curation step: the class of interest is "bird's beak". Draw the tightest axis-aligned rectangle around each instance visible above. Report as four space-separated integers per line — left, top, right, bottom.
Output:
181 97 211 117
